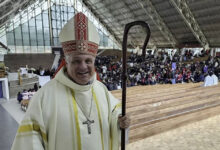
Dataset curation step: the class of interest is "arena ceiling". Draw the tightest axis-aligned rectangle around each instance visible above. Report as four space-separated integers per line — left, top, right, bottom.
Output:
0 0 37 26
0 0 220 49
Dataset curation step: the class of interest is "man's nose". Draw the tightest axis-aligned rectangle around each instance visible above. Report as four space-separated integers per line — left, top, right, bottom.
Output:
79 61 87 69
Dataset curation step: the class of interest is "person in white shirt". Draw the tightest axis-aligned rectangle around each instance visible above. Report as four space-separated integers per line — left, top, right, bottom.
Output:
203 73 213 87
211 72 218 85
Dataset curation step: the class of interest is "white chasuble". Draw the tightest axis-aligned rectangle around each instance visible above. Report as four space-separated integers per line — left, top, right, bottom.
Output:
11 67 121 150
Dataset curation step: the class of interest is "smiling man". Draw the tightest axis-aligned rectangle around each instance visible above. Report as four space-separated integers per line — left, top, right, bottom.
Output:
65 54 95 85
11 12 130 150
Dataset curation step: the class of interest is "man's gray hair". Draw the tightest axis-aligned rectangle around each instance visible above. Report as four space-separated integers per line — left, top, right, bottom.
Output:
65 54 71 63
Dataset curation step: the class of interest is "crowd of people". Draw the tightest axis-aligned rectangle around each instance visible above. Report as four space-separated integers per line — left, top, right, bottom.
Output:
20 49 219 92
23 49 219 92
181 49 208 61
95 51 220 91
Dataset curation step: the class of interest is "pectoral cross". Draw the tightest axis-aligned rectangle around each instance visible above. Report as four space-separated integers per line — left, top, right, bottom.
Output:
83 119 94 134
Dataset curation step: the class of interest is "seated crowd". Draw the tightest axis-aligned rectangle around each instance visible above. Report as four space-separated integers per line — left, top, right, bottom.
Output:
182 49 208 62
95 51 220 91
17 50 219 94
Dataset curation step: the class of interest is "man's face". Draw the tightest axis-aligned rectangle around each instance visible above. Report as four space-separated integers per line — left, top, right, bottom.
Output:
66 54 95 85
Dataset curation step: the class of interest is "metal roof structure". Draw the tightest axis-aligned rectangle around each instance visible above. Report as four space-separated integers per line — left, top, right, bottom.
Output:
0 0 36 26
0 0 220 49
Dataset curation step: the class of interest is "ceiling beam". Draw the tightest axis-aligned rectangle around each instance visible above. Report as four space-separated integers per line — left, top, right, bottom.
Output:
120 0 156 49
169 0 209 49
0 0 11 7
0 0 32 27
136 0 178 48
100 1 141 48
0 41 10 51
82 0 122 47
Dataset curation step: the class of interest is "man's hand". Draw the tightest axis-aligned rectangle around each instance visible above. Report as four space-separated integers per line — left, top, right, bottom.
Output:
118 115 131 129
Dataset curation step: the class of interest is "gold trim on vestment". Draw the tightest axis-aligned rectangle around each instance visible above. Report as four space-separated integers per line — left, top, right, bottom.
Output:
112 103 122 113
92 88 105 150
71 90 82 150
71 87 104 150
17 122 47 144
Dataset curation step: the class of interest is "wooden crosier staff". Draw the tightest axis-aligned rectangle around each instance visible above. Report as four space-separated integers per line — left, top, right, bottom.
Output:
121 21 151 150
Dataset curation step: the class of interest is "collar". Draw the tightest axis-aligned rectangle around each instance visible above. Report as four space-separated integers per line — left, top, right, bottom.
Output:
55 67 96 92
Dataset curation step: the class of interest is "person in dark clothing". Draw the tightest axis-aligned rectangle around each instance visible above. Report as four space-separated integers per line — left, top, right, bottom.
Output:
17 92 23 103
34 83 38 91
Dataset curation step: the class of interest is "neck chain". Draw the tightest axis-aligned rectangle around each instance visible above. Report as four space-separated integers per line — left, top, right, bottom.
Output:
73 89 95 134
74 93 93 120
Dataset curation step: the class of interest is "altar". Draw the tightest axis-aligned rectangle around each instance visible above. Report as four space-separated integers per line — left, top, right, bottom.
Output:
0 77 9 100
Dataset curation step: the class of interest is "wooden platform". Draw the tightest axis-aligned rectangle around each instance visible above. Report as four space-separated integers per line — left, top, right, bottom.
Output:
111 83 220 143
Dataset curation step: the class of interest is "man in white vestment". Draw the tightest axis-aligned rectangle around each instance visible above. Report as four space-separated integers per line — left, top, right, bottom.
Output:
211 72 218 85
203 73 213 87
12 12 130 150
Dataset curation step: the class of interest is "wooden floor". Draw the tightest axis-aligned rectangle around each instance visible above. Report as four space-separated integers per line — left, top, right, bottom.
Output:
111 83 220 143
127 114 220 150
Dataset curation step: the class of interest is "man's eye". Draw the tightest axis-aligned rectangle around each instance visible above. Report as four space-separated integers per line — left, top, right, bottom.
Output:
86 59 93 64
